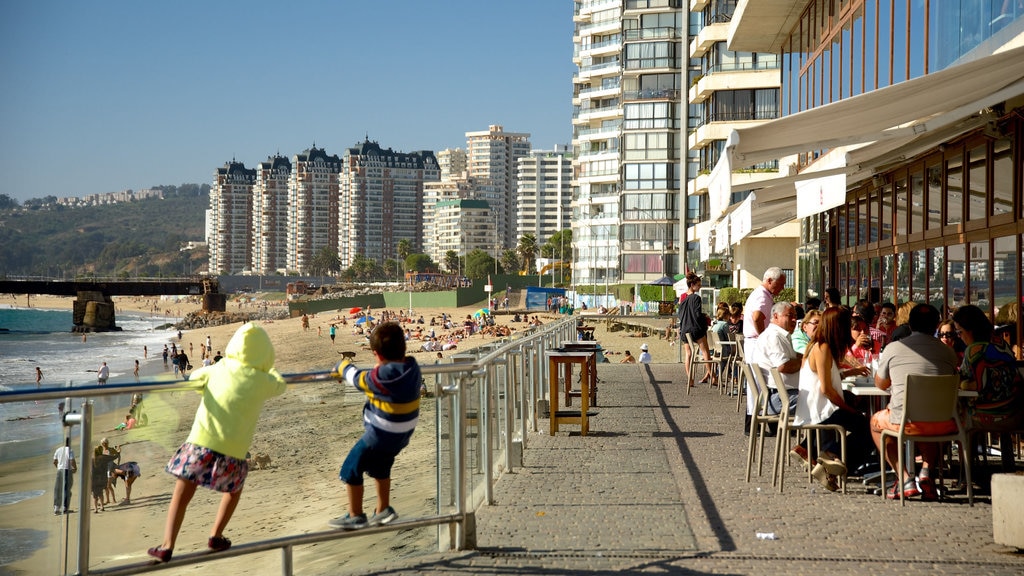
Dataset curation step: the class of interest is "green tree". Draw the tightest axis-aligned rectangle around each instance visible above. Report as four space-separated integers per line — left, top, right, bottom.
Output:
464 249 495 279
309 246 341 276
540 229 572 262
500 249 520 275
443 250 460 274
0 194 18 210
406 253 436 273
517 233 538 274
396 239 412 262
384 258 400 281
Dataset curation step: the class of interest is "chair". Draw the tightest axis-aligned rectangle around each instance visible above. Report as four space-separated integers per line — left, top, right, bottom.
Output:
733 335 747 412
743 362 781 482
880 374 973 506
685 332 718 395
770 368 847 494
708 330 735 395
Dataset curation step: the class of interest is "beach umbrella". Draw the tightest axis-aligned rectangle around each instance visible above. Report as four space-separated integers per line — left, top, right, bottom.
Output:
648 275 675 300
355 316 375 325
474 308 490 318
349 306 362 314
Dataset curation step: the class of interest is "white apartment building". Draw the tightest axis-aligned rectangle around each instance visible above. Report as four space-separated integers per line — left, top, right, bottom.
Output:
423 174 479 265
572 0 684 289
515 146 573 246
465 125 531 250
686 0 796 289
208 160 255 275
251 154 291 274
431 198 494 265
436 148 467 180
286 146 342 274
337 139 439 268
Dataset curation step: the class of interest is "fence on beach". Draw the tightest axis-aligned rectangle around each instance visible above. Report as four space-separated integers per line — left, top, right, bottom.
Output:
0 316 580 576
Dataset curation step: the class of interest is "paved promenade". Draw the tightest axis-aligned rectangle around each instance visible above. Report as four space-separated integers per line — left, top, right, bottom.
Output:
366 362 1024 575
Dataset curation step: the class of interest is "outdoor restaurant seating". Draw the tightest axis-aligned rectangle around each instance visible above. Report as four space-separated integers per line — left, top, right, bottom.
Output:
685 332 718 394
771 368 848 494
878 374 973 506
743 362 780 482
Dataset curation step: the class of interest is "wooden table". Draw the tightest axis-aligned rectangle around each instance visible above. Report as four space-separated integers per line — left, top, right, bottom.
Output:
546 350 596 436
561 341 601 405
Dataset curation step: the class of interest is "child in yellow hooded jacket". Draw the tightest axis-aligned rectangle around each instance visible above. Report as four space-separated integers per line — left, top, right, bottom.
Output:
148 323 286 562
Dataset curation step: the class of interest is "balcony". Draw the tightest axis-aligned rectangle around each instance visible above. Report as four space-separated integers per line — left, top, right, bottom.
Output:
689 67 780 104
690 21 728 58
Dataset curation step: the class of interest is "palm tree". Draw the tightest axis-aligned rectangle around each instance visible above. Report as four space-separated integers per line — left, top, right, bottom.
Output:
444 250 460 274
517 234 538 274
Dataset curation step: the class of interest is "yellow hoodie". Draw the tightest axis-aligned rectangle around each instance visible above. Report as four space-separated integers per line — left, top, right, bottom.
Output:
184 323 287 459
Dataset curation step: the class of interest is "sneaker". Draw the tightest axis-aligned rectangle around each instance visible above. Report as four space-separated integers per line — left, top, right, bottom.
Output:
328 513 368 530
370 506 398 526
887 479 920 499
816 455 848 477
208 536 232 552
918 476 938 501
810 463 839 492
147 546 173 563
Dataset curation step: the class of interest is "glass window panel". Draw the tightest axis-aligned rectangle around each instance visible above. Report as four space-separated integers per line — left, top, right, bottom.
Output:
897 251 911 303
912 249 926 303
869 189 880 243
864 0 877 91
968 144 987 221
894 177 908 236
880 182 892 240
946 151 963 225
882 253 895 304
832 31 843 101
929 247 946 313
859 258 869 301
892 0 907 82
993 236 1017 323
947 243 966 313
852 7 863 96
909 168 923 234
926 162 942 231
847 201 857 249
909 0 925 78
992 137 1013 218
870 256 881 302
968 241 990 313
858 196 868 245
877 0 892 88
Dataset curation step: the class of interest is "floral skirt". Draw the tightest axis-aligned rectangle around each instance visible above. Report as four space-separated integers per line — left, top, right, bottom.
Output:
165 442 248 493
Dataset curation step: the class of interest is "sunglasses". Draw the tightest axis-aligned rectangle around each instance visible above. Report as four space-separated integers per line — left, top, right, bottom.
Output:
938 332 956 338
804 321 819 326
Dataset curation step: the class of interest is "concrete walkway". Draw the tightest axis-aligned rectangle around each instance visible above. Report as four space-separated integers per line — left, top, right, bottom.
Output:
358 363 1024 575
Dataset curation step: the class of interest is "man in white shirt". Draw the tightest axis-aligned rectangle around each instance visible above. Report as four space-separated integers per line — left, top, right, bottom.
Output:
638 343 652 364
97 361 109 385
742 267 787 433
53 442 77 514
754 302 802 415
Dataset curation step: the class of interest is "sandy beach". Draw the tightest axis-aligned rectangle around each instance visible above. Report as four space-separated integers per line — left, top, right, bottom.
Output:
0 293 679 575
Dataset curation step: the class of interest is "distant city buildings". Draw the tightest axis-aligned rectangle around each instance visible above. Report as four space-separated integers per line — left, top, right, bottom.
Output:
55 188 164 207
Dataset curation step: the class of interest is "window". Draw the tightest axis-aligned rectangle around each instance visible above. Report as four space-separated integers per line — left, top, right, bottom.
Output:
707 89 779 122
624 101 677 130
624 41 678 70
624 163 678 190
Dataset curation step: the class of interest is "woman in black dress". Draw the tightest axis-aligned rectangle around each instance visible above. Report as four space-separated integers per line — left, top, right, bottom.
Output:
677 273 715 385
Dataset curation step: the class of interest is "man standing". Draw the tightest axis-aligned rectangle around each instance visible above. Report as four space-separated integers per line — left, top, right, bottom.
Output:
871 303 959 500
97 361 109 385
53 441 77 514
754 302 801 415
743 267 786 433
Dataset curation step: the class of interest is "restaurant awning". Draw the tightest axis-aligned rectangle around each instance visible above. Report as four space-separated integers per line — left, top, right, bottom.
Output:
707 44 1024 242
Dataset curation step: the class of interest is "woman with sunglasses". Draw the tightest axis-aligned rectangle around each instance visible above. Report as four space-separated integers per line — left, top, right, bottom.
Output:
953 305 1024 435
936 320 965 362
791 309 820 355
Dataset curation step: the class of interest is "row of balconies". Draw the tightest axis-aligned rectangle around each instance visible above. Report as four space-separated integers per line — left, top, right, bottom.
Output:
689 67 780 104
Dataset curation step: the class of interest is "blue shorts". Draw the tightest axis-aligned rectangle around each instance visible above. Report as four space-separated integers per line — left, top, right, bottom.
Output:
339 436 405 485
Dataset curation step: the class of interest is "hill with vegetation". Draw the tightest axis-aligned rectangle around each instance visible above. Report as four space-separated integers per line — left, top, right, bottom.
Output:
0 186 209 278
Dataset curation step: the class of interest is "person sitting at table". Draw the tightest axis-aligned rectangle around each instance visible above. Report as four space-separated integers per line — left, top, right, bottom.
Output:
754 301 802 415
794 307 874 491
791 309 820 354
874 302 897 344
889 302 915 344
845 313 875 366
994 323 1021 360
937 319 966 362
871 304 959 500
953 305 1024 434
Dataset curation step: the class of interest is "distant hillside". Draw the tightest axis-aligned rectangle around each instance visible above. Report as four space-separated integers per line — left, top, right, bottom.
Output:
0 190 209 277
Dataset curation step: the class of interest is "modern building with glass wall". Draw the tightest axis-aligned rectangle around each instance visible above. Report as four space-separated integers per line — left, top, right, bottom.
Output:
572 0 684 291
711 1 1023 338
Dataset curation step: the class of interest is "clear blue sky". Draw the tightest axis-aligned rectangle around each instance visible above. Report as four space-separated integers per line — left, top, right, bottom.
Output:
0 1 575 202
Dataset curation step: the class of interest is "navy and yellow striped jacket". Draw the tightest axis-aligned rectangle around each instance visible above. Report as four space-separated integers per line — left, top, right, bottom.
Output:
338 358 421 447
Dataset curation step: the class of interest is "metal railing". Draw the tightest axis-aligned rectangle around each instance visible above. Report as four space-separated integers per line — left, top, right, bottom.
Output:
0 317 578 575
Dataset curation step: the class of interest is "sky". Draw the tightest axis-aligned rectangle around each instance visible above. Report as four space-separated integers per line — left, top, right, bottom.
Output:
0 1 575 202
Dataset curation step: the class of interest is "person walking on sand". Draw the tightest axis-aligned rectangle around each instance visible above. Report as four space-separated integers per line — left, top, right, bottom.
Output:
329 322 421 530
147 323 286 563
36 367 42 387
97 362 109 385
134 360 140 381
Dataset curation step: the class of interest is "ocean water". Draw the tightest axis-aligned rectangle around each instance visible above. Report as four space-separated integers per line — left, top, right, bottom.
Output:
0 306 179 462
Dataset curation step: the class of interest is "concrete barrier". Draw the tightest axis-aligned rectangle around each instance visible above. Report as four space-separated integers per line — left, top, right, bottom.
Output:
992 472 1024 550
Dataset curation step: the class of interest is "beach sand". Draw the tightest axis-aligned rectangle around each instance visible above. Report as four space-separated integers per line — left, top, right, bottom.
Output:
0 294 680 575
